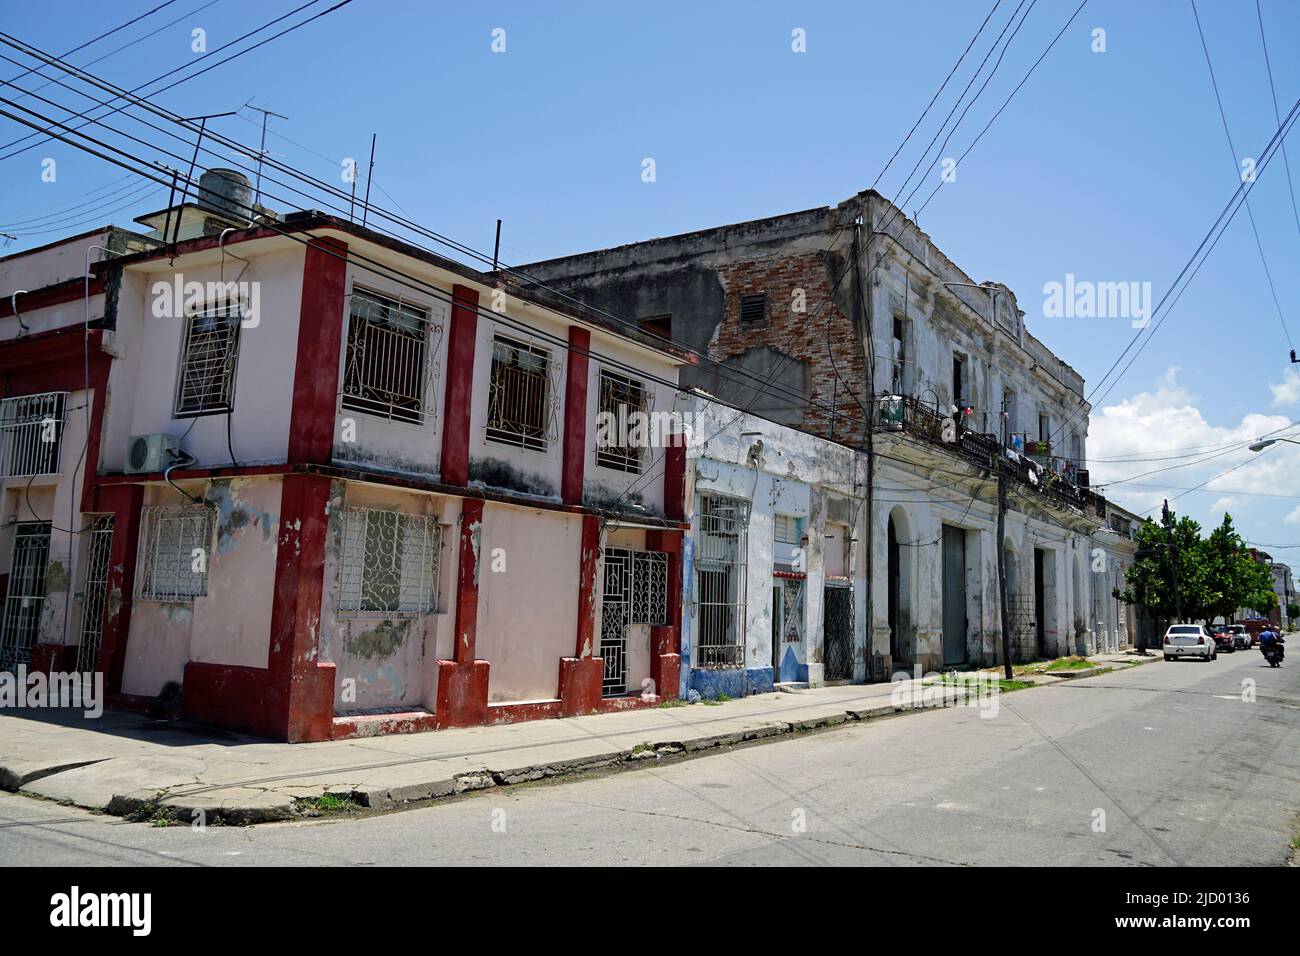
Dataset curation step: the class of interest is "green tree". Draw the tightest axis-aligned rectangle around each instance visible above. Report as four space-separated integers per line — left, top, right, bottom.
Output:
1113 509 1209 622
1201 514 1275 622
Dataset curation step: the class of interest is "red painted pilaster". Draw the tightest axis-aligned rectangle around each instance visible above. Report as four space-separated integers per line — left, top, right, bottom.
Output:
664 432 687 521
434 496 489 728
560 513 604 716
288 236 348 464
560 326 590 506
440 284 480 487
95 484 143 698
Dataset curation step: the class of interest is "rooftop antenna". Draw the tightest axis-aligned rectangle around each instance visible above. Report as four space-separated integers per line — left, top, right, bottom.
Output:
361 133 377 228
174 111 238 245
244 99 289 220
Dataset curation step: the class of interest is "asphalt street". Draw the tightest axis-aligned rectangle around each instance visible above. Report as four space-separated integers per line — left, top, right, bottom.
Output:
2 648 1296 866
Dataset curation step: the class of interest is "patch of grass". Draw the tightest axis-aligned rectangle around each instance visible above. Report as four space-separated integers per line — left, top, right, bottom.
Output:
657 698 687 708
294 792 364 816
714 692 732 703
1044 656 1095 672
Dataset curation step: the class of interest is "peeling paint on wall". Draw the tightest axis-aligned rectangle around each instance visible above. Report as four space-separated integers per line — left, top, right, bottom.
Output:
343 618 410 660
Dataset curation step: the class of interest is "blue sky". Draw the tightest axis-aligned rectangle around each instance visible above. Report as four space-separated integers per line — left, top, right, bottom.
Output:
4 0 1300 568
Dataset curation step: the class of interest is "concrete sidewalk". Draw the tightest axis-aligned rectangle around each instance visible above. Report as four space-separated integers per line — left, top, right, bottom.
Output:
0 651 1158 824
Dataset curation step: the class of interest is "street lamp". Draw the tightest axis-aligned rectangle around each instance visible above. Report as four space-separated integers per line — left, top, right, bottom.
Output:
1249 438 1300 452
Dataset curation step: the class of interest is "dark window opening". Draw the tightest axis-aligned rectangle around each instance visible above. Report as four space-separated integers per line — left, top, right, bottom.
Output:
639 314 672 339
739 293 767 326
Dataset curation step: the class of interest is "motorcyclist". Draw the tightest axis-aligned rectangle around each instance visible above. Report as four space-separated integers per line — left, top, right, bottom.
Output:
1259 626 1285 662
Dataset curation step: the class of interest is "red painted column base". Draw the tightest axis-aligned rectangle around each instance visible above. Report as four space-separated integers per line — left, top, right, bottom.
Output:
558 656 604 716
433 659 490 729
650 624 681 700
181 660 337 742
28 644 68 674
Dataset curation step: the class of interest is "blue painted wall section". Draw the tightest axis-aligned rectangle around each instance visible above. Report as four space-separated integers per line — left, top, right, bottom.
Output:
689 666 774 700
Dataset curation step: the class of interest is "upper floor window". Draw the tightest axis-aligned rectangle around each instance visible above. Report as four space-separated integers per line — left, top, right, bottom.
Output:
0 391 66 477
595 369 649 474
891 317 907 394
951 353 967 409
739 293 767 326
175 301 242 416
773 513 801 546
137 505 213 601
487 334 558 451
338 507 441 616
342 287 439 425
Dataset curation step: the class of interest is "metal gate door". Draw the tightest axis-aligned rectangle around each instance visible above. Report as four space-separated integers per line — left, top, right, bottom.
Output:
0 521 52 672
941 525 968 665
823 584 854 680
75 516 114 674
601 549 631 695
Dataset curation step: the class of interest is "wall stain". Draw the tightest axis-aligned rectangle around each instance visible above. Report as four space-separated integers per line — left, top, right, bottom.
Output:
344 619 410 660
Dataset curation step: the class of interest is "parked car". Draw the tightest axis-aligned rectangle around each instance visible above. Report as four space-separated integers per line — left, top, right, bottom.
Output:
1228 624 1253 649
1163 623 1216 661
1210 624 1236 653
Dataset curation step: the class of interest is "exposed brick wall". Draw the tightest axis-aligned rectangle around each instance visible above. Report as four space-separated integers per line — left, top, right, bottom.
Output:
712 252 865 445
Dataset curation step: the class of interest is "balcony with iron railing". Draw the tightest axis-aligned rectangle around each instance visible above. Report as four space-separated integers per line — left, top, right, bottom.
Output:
872 394 1105 520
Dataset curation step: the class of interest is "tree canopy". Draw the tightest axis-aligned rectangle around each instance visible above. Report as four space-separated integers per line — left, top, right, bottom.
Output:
1113 511 1276 623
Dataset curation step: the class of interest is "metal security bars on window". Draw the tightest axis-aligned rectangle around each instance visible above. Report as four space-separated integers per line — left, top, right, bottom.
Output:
694 494 749 669
0 521 51 671
338 508 441 616
175 301 242 416
595 370 649 474
600 547 669 695
341 287 441 425
137 506 213 601
76 515 114 674
0 391 66 477
486 334 560 451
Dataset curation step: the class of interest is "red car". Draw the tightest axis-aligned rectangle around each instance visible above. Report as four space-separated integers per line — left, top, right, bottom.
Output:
1210 625 1236 653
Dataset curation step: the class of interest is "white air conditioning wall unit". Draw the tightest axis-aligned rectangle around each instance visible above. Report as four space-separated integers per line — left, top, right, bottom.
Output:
126 433 183 474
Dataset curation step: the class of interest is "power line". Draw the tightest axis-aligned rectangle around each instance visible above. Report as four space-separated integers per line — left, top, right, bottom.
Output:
1190 0 1293 349
1255 0 1300 246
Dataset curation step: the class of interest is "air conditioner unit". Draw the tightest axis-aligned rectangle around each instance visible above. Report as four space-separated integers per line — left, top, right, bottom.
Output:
126 433 183 474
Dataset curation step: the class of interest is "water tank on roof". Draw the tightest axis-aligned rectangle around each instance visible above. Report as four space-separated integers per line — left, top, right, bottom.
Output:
197 168 252 221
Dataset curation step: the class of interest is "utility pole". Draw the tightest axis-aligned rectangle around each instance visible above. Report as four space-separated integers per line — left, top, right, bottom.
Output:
997 399 1012 679
1162 499 1184 623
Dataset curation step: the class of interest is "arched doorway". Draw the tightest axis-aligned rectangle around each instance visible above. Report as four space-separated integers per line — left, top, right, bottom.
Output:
887 507 912 666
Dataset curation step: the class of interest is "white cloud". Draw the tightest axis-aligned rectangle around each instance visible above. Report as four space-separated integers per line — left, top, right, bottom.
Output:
1284 505 1300 526
1271 367 1300 407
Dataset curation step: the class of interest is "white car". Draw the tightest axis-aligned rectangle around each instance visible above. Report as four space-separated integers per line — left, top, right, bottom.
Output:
1163 623 1216 661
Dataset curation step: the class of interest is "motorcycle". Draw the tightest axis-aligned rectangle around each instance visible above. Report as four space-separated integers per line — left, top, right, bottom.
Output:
1260 639 1284 668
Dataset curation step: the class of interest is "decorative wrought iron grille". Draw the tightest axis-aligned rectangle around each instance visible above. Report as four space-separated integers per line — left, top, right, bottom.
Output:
0 521 51 672
1006 595 1038 662
776 575 804 643
341 287 441 425
136 506 213 601
595 369 650 473
338 507 441 616
0 391 67 478
694 494 748 669
175 301 242 416
486 334 560 451
75 515 113 674
601 547 669 695
823 583 854 680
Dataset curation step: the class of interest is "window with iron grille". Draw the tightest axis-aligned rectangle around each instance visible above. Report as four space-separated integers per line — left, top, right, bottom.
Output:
739 293 767 326
694 493 749 668
175 301 242 416
341 287 439 424
137 506 213 601
0 521 51 671
486 334 557 451
596 369 649 474
338 508 442 616
0 391 66 477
